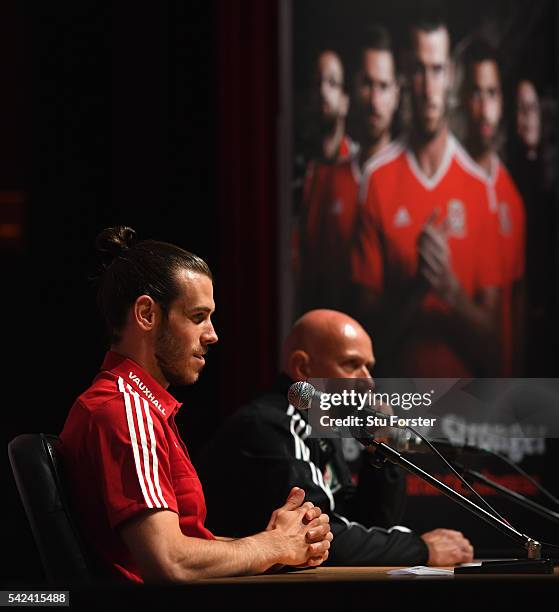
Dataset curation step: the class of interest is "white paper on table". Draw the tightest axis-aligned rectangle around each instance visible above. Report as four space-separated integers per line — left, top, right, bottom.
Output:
387 566 454 576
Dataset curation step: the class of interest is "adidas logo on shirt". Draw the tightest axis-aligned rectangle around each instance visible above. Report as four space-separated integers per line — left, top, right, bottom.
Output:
393 206 411 227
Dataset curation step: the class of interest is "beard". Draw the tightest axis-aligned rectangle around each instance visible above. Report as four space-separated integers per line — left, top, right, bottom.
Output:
477 126 498 152
412 98 447 142
467 119 498 156
417 115 444 141
154 319 194 386
318 111 338 136
364 114 389 145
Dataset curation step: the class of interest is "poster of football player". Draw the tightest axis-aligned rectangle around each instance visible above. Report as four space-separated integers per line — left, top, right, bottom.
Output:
282 0 558 380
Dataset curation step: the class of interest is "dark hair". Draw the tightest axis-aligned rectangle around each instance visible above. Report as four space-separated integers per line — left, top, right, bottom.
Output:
462 37 501 85
458 38 501 106
364 24 393 54
95 226 212 344
365 25 398 74
407 1 449 48
348 24 397 77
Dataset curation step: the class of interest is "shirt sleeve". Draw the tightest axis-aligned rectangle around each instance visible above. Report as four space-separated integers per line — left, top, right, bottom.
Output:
86 388 179 529
327 516 428 566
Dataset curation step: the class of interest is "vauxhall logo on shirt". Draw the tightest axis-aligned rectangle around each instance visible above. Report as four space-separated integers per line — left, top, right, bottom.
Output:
128 371 167 415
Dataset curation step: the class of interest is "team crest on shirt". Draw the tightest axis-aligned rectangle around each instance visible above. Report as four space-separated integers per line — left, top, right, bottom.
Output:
498 202 512 235
393 205 411 228
331 199 343 215
446 199 466 237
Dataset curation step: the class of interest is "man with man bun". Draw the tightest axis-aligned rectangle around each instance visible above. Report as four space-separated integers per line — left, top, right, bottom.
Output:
59 226 332 583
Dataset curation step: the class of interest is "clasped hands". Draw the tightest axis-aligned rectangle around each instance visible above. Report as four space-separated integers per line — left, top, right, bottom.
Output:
265 486 333 568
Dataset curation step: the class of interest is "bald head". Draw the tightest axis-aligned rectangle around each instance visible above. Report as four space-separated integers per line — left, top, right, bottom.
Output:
283 309 375 381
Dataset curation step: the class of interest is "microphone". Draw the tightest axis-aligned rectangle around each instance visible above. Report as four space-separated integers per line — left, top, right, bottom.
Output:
287 380 386 419
287 380 316 412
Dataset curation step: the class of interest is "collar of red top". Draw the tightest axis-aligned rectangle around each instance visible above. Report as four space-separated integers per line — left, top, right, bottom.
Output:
101 350 181 420
338 135 351 159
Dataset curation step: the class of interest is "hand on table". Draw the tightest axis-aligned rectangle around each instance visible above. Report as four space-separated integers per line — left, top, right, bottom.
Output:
421 528 474 566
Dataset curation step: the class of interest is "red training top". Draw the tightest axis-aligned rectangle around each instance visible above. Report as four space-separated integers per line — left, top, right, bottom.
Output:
293 136 361 309
59 351 215 582
353 135 502 376
487 155 526 375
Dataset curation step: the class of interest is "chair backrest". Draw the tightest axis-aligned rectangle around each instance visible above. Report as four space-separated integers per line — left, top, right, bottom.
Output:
8 434 92 584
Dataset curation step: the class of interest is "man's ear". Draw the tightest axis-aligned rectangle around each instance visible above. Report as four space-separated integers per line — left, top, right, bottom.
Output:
288 350 312 380
133 295 158 332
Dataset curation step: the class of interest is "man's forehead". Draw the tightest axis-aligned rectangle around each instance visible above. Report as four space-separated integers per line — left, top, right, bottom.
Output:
336 339 375 365
472 60 500 86
518 81 538 102
174 269 214 301
335 322 373 351
341 322 360 338
411 26 450 60
318 51 343 74
362 49 395 76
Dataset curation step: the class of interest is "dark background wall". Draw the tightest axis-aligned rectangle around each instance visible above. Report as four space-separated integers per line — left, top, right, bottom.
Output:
3 1 279 583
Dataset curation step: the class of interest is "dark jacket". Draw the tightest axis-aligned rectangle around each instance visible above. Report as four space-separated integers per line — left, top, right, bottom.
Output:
197 376 428 565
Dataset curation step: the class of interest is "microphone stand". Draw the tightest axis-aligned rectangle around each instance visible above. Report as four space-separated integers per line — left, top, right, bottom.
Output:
451 462 559 526
361 438 554 574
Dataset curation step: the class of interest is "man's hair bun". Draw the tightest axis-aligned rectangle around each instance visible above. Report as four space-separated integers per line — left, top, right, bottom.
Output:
95 226 137 258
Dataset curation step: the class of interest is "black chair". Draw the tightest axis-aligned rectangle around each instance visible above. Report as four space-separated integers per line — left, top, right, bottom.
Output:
8 434 93 584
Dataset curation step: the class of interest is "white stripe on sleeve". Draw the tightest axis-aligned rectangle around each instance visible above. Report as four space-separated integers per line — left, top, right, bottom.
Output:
129 388 162 509
287 407 335 511
117 377 154 508
141 395 168 508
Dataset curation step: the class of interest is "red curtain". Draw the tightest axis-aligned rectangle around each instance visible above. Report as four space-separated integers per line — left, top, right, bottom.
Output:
215 0 280 415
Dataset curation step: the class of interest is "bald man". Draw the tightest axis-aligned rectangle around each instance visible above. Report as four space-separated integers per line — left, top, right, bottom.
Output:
198 310 474 566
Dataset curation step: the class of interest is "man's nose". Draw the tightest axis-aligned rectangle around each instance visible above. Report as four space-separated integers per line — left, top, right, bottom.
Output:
370 86 380 110
424 72 435 98
480 96 490 120
203 323 219 345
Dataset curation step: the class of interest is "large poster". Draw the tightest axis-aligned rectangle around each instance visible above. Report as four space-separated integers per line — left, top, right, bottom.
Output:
284 0 557 378
281 0 559 553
